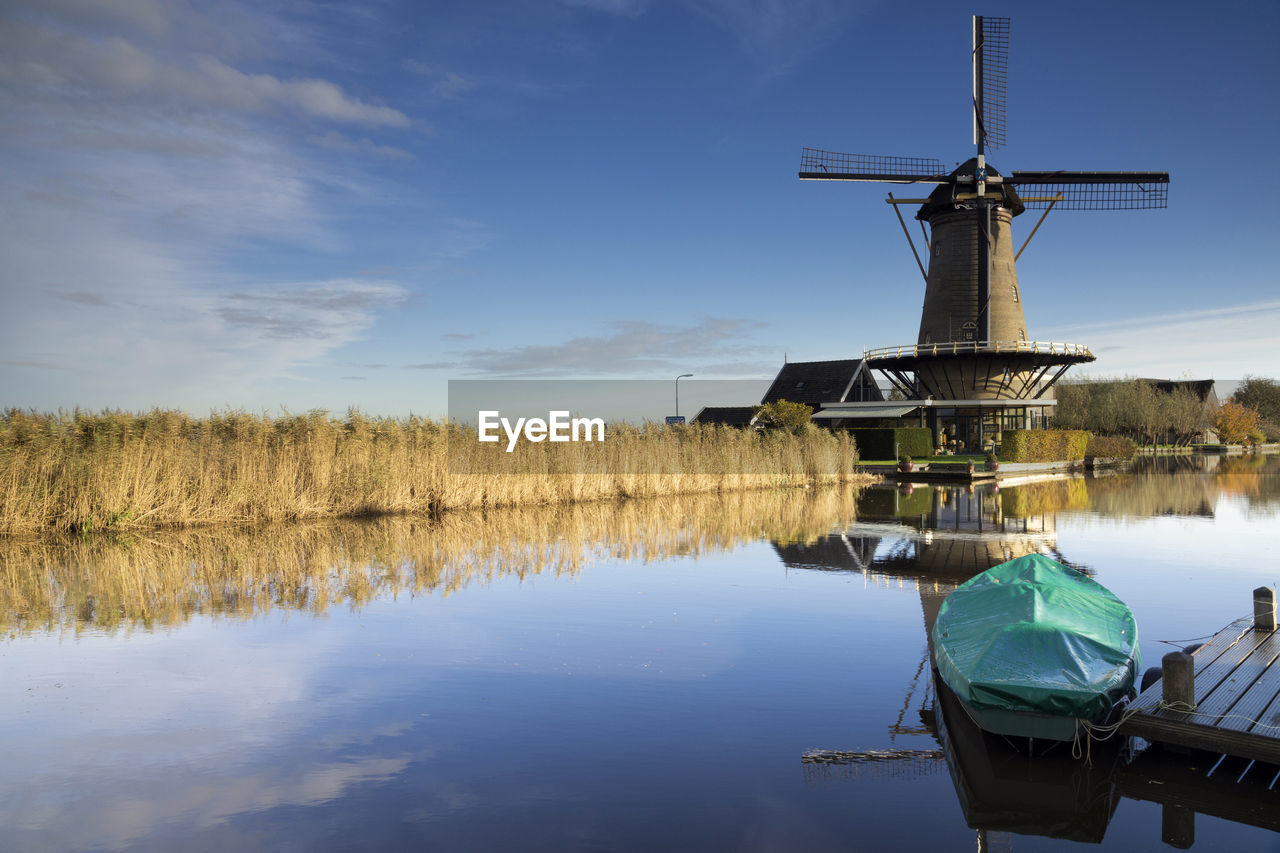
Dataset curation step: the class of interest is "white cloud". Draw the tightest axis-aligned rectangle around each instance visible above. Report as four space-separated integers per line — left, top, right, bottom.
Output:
193 56 412 127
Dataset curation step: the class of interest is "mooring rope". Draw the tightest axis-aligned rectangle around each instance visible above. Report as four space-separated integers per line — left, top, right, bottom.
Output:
1153 700 1280 734
1072 697 1145 766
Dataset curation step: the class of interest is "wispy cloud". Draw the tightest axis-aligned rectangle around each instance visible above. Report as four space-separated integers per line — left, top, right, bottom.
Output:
309 131 416 160
560 0 649 18
433 71 478 100
685 0 867 73
56 290 111 307
406 361 458 370
1044 300 1280 380
0 0 423 409
456 317 765 375
216 282 408 342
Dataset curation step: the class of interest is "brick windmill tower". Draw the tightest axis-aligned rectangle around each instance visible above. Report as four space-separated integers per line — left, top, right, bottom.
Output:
800 16 1169 452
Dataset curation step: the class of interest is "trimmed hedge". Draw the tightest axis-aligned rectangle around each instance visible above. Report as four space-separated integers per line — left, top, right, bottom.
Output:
999 430 1090 463
846 427 932 460
1084 434 1136 460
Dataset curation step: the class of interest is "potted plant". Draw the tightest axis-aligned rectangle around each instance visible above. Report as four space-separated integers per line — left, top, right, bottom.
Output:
985 451 999 472
898 454 913 473
965 460 976 475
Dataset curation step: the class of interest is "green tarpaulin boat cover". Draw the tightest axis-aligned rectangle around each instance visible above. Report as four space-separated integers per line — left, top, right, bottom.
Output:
933 554 1140 722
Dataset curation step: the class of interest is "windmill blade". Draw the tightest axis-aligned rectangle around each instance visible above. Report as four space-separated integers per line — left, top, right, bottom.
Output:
973 16 1010 151
1008 170 1170 209
799 149 950 183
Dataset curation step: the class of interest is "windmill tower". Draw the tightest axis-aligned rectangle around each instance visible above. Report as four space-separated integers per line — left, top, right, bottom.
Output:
800 16 1169 452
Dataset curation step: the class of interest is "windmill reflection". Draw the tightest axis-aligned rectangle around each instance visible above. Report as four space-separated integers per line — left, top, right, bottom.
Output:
777 481 1064 652
791 481 1126 844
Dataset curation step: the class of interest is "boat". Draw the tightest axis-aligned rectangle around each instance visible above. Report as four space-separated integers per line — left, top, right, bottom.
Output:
931 553 1140 741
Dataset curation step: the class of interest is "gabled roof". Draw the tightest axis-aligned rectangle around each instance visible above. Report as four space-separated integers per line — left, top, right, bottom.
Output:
1068 378 1221 405
760 359 884 408
691 406 757 427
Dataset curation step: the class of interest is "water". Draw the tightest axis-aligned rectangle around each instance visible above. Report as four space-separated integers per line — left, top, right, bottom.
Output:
2 456 1278 850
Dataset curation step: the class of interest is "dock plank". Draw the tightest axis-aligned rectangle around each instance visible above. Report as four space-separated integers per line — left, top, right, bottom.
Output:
1251 686 1280 736
1214 633 1280 733
1193 629 1280 724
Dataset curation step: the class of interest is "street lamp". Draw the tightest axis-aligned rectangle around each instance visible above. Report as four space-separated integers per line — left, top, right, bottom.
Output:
675 373 693 419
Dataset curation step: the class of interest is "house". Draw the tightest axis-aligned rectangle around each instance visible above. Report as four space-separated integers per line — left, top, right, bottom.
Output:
690 406 758 427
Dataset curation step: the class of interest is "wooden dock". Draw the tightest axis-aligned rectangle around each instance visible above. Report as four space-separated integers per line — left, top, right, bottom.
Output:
1120 587 1280 764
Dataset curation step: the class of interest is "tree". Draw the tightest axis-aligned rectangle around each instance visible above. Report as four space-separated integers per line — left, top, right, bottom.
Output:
1162 385 1206 446
1233 376 1280 422
1233 376 1280 440
753 400 814 433
1213 401 1261 445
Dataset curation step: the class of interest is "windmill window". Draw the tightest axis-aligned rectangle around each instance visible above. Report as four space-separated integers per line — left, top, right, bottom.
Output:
794 381 805 390
1011 284 1020 302
932 241 943 258
1018 329 1026 341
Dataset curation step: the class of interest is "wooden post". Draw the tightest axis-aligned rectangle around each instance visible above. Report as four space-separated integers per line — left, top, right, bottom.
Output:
1162 651 1195 710
1255 586 1276 631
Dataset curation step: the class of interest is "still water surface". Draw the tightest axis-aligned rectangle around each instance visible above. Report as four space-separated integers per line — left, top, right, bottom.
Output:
2 456 1279 850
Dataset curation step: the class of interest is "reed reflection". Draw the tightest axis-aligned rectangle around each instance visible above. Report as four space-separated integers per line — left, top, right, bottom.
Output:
1 486 866 636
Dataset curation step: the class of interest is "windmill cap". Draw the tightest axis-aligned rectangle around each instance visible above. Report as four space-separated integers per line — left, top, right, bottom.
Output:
915 157 1026 221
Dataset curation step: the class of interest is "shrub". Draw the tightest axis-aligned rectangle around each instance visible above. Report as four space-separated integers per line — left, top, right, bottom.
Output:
1214 401 1262 445
999 430 1090 463
1084 434 1136 460
846 428 932 460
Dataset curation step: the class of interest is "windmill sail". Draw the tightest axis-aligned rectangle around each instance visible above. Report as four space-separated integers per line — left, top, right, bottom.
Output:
1008 171 1169 209
799 149 949 183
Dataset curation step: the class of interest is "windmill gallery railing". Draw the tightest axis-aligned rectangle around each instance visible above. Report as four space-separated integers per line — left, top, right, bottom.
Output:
863 340 1093 361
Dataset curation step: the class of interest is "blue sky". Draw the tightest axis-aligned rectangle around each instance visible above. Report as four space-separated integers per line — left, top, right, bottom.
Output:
2 0 1277 417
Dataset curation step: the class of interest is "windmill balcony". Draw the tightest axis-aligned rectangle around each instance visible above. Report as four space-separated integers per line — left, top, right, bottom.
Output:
863 340 1093 361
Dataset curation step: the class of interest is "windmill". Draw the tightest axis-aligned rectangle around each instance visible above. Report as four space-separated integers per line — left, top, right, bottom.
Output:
799 16 1169 451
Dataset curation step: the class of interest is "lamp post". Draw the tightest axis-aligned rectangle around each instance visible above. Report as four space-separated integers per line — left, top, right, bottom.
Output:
675 373 693 420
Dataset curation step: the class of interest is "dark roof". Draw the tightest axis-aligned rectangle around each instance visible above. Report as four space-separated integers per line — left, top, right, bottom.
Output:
1067 378 1221 406
760 359 884 408
691 406 757 427
1151 379 1219 404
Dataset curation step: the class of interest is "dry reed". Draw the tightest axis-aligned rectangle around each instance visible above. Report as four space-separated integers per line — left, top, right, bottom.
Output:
0 409 871 535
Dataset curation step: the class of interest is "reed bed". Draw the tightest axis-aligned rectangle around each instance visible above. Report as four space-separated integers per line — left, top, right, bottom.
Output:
0 485 865 635
0 409 869 535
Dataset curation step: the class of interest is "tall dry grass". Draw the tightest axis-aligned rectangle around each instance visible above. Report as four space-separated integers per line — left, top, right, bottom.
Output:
0 409 869 535
0 485 865 635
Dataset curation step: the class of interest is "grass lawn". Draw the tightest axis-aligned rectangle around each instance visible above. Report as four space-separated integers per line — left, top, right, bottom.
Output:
861 455 987 466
